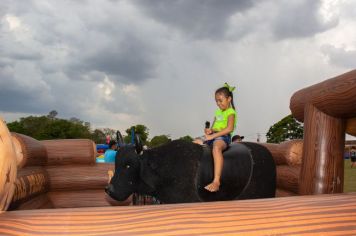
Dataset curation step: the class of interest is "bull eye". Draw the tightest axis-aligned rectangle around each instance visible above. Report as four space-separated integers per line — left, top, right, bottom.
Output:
126 165 130 169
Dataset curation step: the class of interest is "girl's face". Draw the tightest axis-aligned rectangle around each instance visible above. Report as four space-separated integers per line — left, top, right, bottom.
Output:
215 92 231 110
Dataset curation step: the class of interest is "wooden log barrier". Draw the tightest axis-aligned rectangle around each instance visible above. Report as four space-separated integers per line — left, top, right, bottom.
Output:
1 120 110 210
261 140 303 166
9 167 50 209
0 117 17 212
11 194 53 211
290 70 356 121
299 104 345 195
347 117 356 137
275 188 297 197
48 190 131 208
11 133 47 168
0 193 355 235
290 70 356 195
276 165 300 194
41 139 97 165
46 163 114 191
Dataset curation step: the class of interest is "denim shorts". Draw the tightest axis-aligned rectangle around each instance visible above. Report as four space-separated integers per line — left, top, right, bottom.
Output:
205 135 231 146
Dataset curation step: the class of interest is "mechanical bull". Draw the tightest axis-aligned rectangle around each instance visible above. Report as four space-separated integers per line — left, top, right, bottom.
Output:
106 140 276 203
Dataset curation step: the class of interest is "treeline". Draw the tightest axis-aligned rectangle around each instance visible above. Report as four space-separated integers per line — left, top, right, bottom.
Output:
6 111 304 147
6 111 193 148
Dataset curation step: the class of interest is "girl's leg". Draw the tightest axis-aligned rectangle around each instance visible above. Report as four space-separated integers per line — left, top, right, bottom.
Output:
205 140 226 192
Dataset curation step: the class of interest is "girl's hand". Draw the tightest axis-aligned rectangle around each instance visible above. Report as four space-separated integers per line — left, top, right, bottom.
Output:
204 128 213 135
205 134 214 141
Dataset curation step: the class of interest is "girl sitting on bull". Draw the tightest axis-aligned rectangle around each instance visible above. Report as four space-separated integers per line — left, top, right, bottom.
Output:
194 83 237 192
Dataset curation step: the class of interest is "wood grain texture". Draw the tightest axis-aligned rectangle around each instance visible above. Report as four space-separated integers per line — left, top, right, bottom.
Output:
0 117 17 212
276 165 300 194
48 190 131 208
41 139 96 166
0 193 355 235
261 140 303 166
11 133 47 168
299 104 345 195
46 163 114 191
275 188 298 197
290 69 356 121
346 117 356 137
10 167 49 208
10 194 53 211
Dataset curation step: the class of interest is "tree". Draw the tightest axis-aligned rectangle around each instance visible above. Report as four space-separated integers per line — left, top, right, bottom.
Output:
7 113 92 140
179 135 193 142
92 129 106 143
149 135 171 148
102 128 116 140
124 124 149 144
6 120 25 134
18 116 50 139
266 114 304 143
47 110 58 119
69 117 82 124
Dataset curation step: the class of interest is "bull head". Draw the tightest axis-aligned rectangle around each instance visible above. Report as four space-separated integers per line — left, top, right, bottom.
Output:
105 137 158 202
105 145 141 201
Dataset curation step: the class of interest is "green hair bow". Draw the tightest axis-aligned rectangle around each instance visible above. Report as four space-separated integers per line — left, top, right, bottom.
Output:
224 82 236 92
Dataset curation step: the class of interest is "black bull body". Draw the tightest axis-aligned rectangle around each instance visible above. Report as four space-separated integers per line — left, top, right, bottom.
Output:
106 140 276 203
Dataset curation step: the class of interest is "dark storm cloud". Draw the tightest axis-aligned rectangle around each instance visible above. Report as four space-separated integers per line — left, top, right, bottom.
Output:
1 0 354 139
1 0 159 84
271 0 338 39
80 35 158 83
0 89 48 113
132 0 255 39
0 63 51 113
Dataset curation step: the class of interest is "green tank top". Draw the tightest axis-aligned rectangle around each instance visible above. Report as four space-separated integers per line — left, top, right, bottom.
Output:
212 107 237 135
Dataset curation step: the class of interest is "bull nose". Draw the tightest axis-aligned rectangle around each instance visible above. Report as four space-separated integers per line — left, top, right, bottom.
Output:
105 184 114 194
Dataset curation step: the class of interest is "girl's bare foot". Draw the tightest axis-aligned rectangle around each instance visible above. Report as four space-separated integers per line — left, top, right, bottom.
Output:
204 181 220 192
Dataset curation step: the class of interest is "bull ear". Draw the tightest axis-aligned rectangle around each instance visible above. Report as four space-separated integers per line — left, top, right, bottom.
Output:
116 130 124 147
134 134 143 155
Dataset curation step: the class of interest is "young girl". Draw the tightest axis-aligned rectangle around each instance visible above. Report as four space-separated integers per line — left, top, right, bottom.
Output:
194 83 237 192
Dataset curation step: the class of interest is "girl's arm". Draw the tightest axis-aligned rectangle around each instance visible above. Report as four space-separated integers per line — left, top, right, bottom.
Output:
206 114 235 139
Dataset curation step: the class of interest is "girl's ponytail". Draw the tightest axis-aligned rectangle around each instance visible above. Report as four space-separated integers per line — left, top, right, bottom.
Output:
230 92 235 110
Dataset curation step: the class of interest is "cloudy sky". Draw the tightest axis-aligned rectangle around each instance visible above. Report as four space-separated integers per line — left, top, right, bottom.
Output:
1 0 356 141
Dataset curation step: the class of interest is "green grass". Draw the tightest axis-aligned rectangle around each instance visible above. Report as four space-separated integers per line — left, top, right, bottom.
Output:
344 159 356 192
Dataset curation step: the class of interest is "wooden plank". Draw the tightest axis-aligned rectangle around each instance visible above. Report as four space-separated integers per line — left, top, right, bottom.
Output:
0 193 355 235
